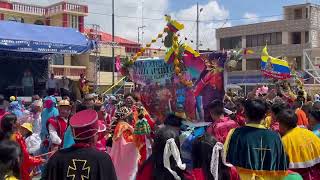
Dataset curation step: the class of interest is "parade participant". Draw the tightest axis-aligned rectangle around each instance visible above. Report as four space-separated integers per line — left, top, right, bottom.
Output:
189 133 240 180
31 100 43 136
293 98 309 128
1 114 43 180
109 106 139 180
309 110 320 137
278 109 320 180
0 140 21 180
19 123 41 155
42 109 117 180
96 120 107 152
82 80 91 95
136 126 187 180
225 99 288 180
46 100 72 150
206 100 238 143
234 98 246 126
46 74 58 96
267 102 288 132
22 70 34 96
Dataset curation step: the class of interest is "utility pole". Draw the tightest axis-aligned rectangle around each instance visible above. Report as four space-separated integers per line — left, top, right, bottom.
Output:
196 2 199 52
112 0 115 87
138 26 146 45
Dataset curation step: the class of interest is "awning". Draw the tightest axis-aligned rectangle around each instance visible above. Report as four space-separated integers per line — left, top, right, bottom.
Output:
0 21 95 54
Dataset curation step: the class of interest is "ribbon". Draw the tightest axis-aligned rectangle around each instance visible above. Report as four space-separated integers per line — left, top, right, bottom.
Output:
210 142 233 180
163 138 186 180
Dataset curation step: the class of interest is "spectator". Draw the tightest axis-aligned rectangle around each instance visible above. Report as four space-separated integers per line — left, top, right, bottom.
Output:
0 140 21 180
46 74 58 96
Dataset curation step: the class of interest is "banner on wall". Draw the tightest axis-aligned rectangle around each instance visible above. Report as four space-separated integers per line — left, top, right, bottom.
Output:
131 54 226 122
129 58 174 85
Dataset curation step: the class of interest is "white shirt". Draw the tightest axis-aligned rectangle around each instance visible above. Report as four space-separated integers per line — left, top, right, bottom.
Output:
48 118 68 145
25 133 41 155
46 78 58 89
32 113 41 135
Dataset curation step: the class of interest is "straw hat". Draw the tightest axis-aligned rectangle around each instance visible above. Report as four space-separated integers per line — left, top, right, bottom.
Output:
21 123 33 133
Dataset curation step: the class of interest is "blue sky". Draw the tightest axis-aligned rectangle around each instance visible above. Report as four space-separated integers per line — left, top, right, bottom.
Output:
15 0 317 49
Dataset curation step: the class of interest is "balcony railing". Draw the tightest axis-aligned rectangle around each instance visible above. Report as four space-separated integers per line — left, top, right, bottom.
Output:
3 1 88 16
51 65 86 80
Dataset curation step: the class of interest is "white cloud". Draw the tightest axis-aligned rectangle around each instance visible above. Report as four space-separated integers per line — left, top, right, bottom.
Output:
12 0 230 50
171 0 230 50
242 12 282 24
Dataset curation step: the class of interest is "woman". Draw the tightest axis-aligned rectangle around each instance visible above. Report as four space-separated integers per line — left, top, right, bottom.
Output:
1 114 43 180
309 110 320 138
0 140 21 180
136 126 187 180
190 133 240 180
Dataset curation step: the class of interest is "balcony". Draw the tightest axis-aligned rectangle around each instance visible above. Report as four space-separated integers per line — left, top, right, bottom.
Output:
0 1 88 16
50 65 86 80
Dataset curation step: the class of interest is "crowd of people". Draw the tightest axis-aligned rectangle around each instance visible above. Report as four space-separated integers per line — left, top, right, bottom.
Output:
1 82 320 180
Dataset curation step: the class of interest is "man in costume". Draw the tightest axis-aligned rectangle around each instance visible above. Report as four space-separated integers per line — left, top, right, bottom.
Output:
206 100 238 143
46 100 72 151
42 109 117 180
278 109 320 180
224 99 288 180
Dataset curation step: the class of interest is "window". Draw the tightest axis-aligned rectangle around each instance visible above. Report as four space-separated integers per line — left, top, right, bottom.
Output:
251 35 257 47
263 33 271 45
246 58 261 70
294 8 302 19
100 57 121 72
257 34 264 46
292 32 301 44
220 36 242 50
52 55 64 65
68 15 79 29
276 32 282 44
306 8 309 19
305 31 309 43
34 20 44 25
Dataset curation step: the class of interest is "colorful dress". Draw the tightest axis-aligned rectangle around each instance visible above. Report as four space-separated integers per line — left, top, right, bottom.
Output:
282 127 320 180
224 124 288 180
11 132 42 180
295 109 309 128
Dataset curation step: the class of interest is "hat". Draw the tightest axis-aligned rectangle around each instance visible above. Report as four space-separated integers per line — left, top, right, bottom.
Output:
58 100 71 107
10 96 16 102
70 110 99 140
21 123 33 133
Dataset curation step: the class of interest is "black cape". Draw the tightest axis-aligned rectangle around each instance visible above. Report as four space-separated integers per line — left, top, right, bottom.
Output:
41 146 117 180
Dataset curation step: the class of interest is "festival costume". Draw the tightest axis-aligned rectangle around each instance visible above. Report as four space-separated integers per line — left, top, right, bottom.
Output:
46 116 68 148
225 123 288 180
282 127 320 180
110 121 139 180
235 111 246 126
42 109 117 180
186 167 240 180
40 97 59 141
312 124 320 138
11 132 42 180
295 109 309 128
207 116 238 143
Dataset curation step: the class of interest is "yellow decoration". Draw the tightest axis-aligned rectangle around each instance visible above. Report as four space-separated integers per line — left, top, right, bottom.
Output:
137 52 142 57
151 39 157 43
146 44 151 48
174 67 181 74
132 57 137 61
174 59 180 66
158 33 163 38
173 35 178 41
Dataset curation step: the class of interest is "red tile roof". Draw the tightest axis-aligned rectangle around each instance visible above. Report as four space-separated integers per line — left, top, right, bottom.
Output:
85 28 139 46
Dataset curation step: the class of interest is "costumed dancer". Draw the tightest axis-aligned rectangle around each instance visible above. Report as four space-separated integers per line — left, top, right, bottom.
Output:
109 106 139 180
19 123 41 155
45 100 72 151
134 105 153 166
42 110 117 180
96 120 107 152
40 96 59 154
136 126 188 180
309 110 320 138
1 114 43 180
278 109 320 180
189 133 240 180
224 99 288 180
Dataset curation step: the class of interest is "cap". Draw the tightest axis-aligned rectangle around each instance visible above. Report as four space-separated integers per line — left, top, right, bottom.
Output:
58 100 71 107
70 110 99 140
21 123 33 133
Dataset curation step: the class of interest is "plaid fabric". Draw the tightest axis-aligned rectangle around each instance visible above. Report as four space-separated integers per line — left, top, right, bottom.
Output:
134 119 151 135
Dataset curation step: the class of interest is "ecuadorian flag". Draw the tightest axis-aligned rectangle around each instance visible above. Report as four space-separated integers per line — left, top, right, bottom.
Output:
261 46 291 79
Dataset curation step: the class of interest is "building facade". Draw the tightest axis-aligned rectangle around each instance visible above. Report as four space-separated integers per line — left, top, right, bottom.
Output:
216 3 320 92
